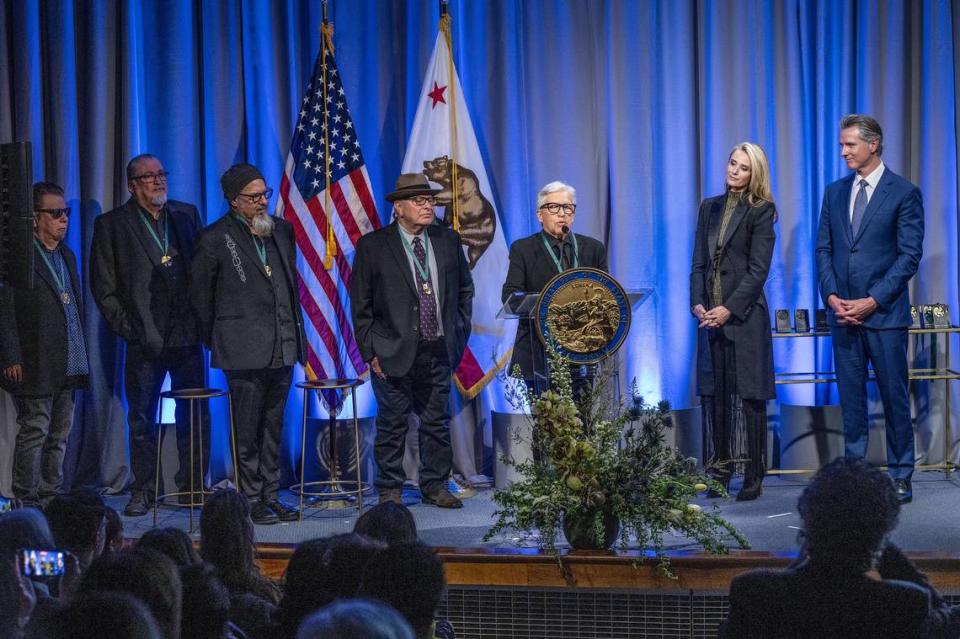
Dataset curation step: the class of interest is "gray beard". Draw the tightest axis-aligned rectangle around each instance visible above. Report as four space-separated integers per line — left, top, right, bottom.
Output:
149 193 168 208
249 212 275 237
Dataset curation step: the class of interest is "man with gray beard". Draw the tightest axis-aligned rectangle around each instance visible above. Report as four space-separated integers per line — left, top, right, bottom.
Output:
90 154 207 516
190 163 307 525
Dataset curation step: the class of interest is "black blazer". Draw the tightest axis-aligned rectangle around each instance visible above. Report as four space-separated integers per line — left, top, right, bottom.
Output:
189 214 307 371
689 195 776 400
501 231 607 379
719 565 933 639
350 222 474 378
90 198 203 357
0 243 87 395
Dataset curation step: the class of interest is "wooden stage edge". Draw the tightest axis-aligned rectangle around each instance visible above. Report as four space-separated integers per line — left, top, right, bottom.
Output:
253 544 960 591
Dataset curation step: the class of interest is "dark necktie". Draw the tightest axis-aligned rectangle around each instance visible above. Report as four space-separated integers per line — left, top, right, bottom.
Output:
851 179 868 235
412 236 439 340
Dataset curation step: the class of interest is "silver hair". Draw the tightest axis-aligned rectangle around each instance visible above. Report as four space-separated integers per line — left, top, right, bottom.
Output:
840 114 884 156
536 181 577 209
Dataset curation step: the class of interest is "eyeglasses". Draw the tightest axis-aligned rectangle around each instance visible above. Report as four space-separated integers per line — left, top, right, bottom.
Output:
131 171 170 183
405 195 436 206
539 203 576 216
36 208 70 219
236 188 274 203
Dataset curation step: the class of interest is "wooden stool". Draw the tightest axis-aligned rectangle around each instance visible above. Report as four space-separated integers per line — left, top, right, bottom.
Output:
152 387 238 532
290 378 368 521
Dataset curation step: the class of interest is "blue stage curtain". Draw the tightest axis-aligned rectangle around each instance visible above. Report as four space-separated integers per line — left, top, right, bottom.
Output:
1 0 957 492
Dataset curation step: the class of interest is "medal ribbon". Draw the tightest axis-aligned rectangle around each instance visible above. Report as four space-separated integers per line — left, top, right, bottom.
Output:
34 239 68 299
541 231 579 273
139 210 169 259
399 230 432 285
233 214 271 274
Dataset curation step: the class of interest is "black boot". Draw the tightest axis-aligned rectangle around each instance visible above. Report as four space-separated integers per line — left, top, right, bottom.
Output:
736 473 763 501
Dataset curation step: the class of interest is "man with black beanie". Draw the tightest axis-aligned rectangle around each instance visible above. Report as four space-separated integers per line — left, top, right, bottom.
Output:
190 164 307 525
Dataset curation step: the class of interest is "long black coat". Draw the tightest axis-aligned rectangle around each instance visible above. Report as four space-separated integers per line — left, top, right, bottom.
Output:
350 222 474 378
189 214 307 371
0 244 87 395
501 231 607 379
690 195 776 400
90 198 202 357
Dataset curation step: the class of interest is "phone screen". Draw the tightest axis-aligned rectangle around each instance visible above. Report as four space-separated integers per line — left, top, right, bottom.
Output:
20 549 65 577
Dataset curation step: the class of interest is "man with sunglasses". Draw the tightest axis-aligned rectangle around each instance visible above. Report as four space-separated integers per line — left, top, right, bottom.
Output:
501 181 607 392
0 182 88 507
90 154 207 516
350 173 474 509
190 163 307 525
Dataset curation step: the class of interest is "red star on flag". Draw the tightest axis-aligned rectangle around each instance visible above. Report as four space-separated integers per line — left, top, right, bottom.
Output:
428 81 447 108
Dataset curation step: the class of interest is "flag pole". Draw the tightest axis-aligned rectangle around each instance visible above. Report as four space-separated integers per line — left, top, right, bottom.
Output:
321 0 336 270
439 0 460 232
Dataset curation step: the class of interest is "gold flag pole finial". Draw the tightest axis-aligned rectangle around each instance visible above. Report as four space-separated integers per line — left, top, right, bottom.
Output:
321 2 335 269
439 2 460 232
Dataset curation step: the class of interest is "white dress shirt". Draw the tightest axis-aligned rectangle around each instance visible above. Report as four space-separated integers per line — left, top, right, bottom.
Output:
848 161 885 223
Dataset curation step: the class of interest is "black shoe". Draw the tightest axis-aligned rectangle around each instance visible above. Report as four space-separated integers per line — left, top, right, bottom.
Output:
894 479 913 504
250 501 279 525
421 487 463 509
123 492 151 517
736 476 763 502
267 499 300 522
379 488 403 505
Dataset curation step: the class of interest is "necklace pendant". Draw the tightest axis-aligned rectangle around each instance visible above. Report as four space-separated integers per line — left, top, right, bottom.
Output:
264 265 272 277
161 254 172 266
61 292 71 305
421 281 432 295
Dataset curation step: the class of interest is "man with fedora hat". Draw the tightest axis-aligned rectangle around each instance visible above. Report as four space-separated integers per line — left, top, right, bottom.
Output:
190 163 307 525
350 173 474 508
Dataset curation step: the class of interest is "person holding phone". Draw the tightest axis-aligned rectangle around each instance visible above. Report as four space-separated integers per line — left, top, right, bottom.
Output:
0 182 88 508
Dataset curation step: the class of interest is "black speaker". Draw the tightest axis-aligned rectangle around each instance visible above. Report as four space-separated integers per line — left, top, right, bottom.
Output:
1 141 35 289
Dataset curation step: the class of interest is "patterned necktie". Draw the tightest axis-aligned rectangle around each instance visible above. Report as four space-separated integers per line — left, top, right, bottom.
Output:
851 178 868 235
412 236 439 340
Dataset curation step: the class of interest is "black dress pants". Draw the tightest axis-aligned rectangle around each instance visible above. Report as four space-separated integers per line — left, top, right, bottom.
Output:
370 339 452 495
225 366 293 502
125 344 208 495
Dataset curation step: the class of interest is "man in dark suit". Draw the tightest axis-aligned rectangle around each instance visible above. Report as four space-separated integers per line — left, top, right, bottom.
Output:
816 114 924 503
90 154 207 516
719 457 959 638
501 181 607 390
350 174 474 508
190 163 307 525
0 182 88 507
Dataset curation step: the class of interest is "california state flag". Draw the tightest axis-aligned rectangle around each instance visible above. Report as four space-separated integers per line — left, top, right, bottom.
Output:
401 24 513 401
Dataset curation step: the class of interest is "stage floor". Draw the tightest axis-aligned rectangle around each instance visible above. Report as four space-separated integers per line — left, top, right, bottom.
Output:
110 469 960 554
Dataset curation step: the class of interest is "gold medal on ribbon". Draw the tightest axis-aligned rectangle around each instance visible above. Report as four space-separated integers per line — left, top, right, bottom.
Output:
61 292 71 305
161 254 172 266
421 282 432 295
265 265 272 277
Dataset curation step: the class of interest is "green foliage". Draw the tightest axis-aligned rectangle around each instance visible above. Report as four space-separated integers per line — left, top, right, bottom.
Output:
485 345 749 576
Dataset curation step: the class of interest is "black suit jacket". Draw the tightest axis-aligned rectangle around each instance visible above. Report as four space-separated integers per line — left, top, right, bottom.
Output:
90 198 203 357
689 195 776 400
719 564 933 639
0 243 87 395
189 214 307 371
501 231 607 379
350 222 474 378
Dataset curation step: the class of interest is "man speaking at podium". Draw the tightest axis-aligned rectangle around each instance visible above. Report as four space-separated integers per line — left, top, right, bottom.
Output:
501 181 607 389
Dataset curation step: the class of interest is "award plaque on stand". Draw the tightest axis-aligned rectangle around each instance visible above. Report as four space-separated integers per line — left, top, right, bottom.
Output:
922 304 935 328
911 305 921 329
815 309 829 332
775 309 791 333
794 309 810 332
933 303 951 328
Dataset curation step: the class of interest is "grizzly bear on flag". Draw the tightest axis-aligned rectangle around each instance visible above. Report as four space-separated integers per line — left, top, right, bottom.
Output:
422 155 496 269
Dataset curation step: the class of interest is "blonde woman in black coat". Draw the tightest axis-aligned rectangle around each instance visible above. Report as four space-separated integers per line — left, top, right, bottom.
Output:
690 142 777 501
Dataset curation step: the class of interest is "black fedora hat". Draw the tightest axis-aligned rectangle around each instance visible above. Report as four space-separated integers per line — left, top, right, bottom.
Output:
385 173 442 202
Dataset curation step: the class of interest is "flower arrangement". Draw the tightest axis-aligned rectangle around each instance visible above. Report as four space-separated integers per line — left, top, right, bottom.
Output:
485 345 749 575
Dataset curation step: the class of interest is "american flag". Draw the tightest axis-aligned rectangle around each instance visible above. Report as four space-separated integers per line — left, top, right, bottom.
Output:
276 43 379 380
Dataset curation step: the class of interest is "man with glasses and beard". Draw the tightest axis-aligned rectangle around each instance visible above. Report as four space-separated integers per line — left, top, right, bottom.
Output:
0 182 88 507
501 181 607 393
190 164 307 525
90 154 207 516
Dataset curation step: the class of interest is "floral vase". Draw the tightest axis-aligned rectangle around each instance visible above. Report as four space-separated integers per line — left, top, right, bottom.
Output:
562 509 621 550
